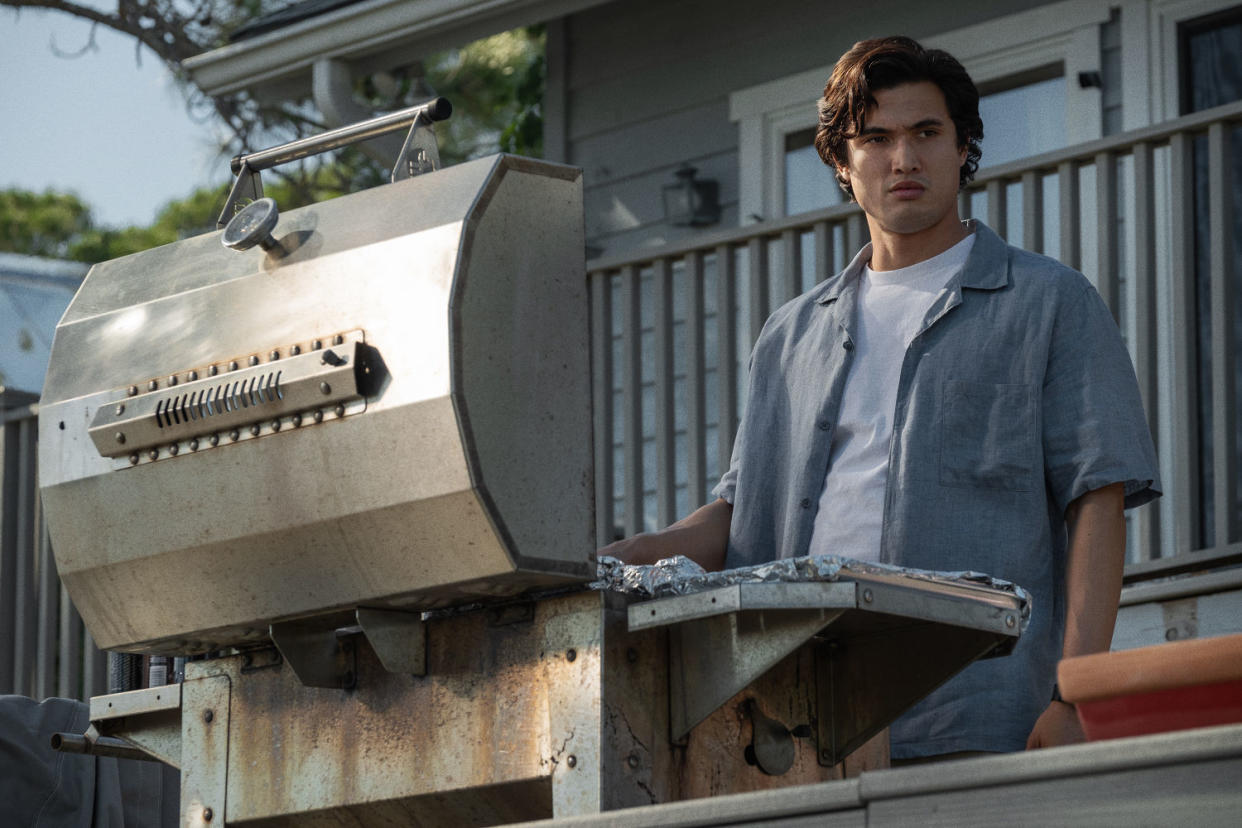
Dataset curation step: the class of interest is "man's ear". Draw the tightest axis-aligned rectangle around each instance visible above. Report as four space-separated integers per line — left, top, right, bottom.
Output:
835 162 851 187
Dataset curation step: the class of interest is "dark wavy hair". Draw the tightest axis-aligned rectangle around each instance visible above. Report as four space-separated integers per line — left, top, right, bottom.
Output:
814 36 983 200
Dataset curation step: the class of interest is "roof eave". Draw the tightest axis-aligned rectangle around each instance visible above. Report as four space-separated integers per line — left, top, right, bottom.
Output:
185 0 609 97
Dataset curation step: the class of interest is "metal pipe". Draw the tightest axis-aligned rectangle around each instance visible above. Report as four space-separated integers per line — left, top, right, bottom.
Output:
231 97 451 174
50 732 161 762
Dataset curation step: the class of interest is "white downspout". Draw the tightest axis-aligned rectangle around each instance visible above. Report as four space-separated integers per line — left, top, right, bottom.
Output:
311 58 404 169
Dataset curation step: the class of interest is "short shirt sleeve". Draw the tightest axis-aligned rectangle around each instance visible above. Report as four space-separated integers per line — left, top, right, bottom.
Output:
1042 283 1161 514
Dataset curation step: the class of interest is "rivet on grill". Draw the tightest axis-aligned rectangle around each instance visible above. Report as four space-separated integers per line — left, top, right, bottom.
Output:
229 429 240 442
566 755 577 769
168 375 179 386
209 365 219 377
566 648 577 662
312 339 323 350
271 419 281 432
203 709 214 724
291 413 302 427
229 361 239 371
115 404 125 415
332 334 344 345
115 432 126 444
203 807 213 823
209 434 220 447
290 344 302 356
148 449 159 461
127 385 139 397
269 350 280 361
248 355 260 366
319 382 331 395
627 754 639 769
313 410 324 423
334 404 346 418
250 424 261 437
862 588 874 604
169 444 179 456
189 438 199 451
129 454 139 465
189 370 199 381
1005 614 1016 629
148 379 159 391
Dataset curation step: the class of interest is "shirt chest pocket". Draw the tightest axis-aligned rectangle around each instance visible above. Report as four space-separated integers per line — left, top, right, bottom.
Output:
940 380 1036 492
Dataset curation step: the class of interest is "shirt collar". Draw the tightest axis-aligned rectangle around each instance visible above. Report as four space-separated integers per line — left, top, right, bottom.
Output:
815 219 1009 305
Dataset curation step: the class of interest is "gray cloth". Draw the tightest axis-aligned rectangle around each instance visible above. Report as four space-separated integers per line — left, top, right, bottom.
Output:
713 220 1160 758
0 695 178 827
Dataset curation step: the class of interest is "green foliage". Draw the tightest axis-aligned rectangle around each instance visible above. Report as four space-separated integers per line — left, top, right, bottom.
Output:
0 189 93 260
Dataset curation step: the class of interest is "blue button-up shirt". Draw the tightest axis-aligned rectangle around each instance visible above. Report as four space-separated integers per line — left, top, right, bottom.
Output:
713 221 1160 757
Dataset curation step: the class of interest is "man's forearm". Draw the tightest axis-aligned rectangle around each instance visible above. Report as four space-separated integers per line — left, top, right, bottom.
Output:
1062 482 1126 659
598 498 733 571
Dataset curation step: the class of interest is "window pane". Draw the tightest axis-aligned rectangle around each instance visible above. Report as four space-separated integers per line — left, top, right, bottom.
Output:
978 76 1066 168
784 130 842 216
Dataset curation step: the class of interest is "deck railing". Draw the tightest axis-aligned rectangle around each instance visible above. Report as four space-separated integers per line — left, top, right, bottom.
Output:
0 391 107 700
587 98 1242 582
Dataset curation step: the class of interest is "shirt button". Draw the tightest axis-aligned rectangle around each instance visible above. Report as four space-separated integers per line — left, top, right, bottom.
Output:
800 498 811 509
817 421 830 431
843 340 854 351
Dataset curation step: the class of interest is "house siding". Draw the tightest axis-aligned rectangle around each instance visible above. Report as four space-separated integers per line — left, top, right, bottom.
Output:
564 0 1050 254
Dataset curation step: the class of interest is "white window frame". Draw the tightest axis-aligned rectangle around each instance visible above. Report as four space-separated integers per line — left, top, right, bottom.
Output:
730 0 1112 224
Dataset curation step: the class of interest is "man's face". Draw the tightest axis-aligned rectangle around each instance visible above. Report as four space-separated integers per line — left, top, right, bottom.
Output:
836 81 967 241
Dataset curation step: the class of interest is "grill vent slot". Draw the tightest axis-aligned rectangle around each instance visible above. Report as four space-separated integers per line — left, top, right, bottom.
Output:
155 371 284 429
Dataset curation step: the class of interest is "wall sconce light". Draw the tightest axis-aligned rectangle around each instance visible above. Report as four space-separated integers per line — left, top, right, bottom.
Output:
662 165 720 227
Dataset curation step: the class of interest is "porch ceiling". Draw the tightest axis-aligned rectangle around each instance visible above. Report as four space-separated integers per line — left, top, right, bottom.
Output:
184 0 612 98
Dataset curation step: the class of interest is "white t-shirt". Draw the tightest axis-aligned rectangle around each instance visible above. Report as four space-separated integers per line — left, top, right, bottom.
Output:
805 233 976 561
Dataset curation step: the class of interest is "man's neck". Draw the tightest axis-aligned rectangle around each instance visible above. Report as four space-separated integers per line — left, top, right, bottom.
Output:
866 216 971 271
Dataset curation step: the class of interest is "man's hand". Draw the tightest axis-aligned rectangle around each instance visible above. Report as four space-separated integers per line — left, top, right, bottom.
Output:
1025 701 1085 749
598 498 732 572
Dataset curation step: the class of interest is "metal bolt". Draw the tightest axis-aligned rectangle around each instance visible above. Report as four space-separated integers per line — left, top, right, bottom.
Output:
229 360 239 371
115 403 125 415
229 429 240 442
566 648 577 662
189 438 199 451
334 404 346 418
820 748 832 762
129 454 139 466
271 419 281 432
269 350 280 361
313 410 324 423
291 413 302 427
115 432 126 444
169 443 179 456
248 355 259 367
312 339 323 350
127 385 139 397
566 755 577 769
168 375 179 387
250 424 261 437
290 344 302 356
1166 628 1179 641
188 370 199 381
209 434 219 447
319 382 331 395
627 754 639 769
148 379 159 391
862 588 873 604
203 709 214 724
332 334 344 345
148 449 159 461
202 807 213 822
626 647 638 664
1005 614 1016 629
209 365 219 377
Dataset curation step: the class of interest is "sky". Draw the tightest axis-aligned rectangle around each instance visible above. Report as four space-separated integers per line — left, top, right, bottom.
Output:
1 6 229 227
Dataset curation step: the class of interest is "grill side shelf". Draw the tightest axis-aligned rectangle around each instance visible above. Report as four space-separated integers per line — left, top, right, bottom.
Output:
89 338 367 459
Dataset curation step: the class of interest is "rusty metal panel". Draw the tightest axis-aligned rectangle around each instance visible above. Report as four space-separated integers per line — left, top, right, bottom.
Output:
181 673 231 827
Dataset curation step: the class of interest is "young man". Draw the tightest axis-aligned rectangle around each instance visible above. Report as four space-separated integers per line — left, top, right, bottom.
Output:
603 37 1160 760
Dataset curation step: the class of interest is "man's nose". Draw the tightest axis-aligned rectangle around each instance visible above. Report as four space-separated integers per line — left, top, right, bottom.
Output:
892 137 921 172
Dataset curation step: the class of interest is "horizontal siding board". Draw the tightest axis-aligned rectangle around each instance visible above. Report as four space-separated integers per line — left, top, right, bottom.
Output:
571 99 736 179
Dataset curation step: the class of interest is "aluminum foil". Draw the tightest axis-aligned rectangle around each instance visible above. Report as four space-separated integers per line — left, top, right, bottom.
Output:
593 554 1031 626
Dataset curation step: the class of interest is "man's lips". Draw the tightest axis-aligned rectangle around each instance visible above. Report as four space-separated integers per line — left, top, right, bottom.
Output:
890 180 926 198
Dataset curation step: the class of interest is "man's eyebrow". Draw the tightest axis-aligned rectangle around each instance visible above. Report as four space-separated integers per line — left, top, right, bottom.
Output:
857 117 946 136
